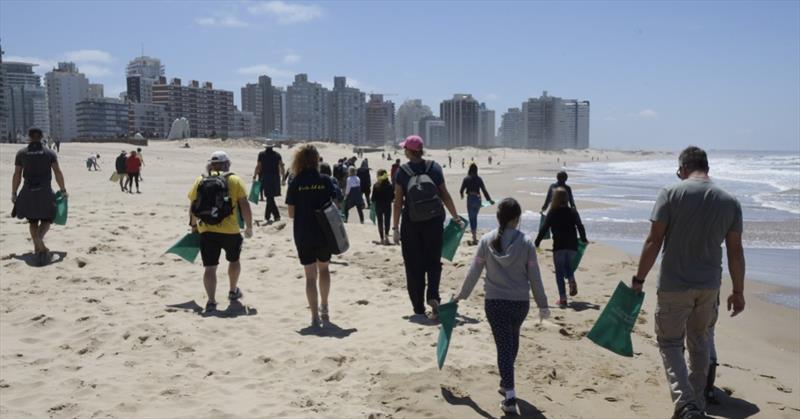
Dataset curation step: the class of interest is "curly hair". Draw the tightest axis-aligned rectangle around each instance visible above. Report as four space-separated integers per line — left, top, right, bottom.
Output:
291 144 320 176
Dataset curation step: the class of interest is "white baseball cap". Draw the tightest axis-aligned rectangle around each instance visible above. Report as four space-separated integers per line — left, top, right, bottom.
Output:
209 151 230 163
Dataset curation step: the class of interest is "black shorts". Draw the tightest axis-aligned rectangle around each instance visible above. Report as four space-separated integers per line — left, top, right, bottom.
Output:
200 232 243 267
296 243 331 266
27 218 53 224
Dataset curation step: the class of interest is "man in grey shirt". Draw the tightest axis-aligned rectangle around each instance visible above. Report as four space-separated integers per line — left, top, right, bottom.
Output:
631 146 745 419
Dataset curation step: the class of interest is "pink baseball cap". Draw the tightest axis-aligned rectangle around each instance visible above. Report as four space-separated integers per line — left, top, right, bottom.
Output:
399 135 424 151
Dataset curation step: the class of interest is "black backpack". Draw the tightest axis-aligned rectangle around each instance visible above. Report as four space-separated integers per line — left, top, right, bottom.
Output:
401 160 445 222
191 172 234 225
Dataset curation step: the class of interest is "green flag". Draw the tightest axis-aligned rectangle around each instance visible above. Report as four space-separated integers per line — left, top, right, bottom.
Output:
538 213 550 240
248 180 261 204
441 216 468 262
166 232 201 263
54 191 68 226
436 301 459 369
587 281 645 357
571 240 588 271
369 204 377 224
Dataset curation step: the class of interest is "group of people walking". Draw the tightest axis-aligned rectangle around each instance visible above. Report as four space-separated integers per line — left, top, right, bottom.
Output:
114 148 145 193
9 126 746 418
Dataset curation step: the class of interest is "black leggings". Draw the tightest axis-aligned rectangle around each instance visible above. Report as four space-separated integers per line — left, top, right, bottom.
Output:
400 215 444 314
375 204 391 239
485 299 530 390
126 172 140 191
345 204 364 223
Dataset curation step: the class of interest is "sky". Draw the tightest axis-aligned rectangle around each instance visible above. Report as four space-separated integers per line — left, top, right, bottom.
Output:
1 0 798 151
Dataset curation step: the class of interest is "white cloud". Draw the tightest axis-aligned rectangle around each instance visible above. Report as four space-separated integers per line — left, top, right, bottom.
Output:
247 1 322 24
236 64 294 80
79 65 113 78
195 16 249 28
282 53 301 64
5 55 58 72
64 49 113 63
637 109 658 119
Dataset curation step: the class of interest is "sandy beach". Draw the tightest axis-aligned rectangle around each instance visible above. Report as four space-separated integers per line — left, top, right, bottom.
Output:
0 140 797 419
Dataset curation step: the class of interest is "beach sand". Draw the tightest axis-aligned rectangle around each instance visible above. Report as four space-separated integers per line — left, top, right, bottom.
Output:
1 140 797 418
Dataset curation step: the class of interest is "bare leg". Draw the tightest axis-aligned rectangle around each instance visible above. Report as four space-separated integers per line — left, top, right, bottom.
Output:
38 222 51 252
318 261 331 308
227 261 240 293
304 263 319 320
203 266 218 303
29 223 42 252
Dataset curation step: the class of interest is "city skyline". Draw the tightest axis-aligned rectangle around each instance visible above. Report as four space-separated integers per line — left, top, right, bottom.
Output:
1 1 798 150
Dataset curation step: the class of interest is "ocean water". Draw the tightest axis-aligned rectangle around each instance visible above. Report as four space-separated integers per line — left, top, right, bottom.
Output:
478 151 800 309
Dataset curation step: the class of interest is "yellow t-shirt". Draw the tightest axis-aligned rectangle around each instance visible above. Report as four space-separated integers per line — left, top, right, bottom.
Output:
188 172 247 234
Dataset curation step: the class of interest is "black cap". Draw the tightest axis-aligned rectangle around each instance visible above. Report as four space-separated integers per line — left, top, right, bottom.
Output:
28 127 43 136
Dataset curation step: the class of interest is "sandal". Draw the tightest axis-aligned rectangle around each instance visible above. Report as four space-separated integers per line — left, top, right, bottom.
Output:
569 281 578 297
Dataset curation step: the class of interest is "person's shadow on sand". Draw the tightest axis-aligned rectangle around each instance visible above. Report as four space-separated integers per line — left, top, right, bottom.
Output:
165 300 258 318
568 301 601 312
441 386 547 419
706 389 760 418
11 251 67 267
297 322 357 338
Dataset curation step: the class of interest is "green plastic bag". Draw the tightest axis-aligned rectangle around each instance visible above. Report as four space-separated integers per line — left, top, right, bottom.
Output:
441 216 468 262
436 301 459 369
587 281 645 357
571 240 588 271
54 191 68 226
369 204 376 224
481 200 495 208
166 232 201 263
237 206 244 229
248 180 261 204
538 214 550 240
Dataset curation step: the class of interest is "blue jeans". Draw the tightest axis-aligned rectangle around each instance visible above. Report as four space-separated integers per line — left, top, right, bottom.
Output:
553 249 577 300
466 195 481 234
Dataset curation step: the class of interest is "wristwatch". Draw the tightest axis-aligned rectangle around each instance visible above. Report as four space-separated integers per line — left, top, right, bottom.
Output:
632 276 645 285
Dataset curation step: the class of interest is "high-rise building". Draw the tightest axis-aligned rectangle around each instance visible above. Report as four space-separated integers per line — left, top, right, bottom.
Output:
365 94 395 145
417 115 448 149
478 102 495 147
2 61 49 138
498 108 524 148
440 94 479 148
45 62 89 142
395 99 432 141
88 83 104 99
328 76 366 144
128 102 168 138
286 74 329 140
152 77 234 137
126 56 164 104
272 87 284 136
522 91 590 150
76 98 129 139
0 41 7 141
231 109 257 138
240 75 274 136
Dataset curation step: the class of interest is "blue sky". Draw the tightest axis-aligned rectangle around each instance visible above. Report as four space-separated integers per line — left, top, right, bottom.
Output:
2 0 798 151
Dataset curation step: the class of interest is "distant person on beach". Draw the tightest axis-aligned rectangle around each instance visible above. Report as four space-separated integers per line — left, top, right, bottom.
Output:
320 162 343 203
86 154 100 171
392 135 462 320
54 140 60 153
357 159 372 205
371 169 394 245
631 146 744 419
448 154 452 167
253 144 285 223
344 166 365 223
10 128 68 266
453 198 549 415
125 150 142 194
115 151 127 192
488 155 493 165
534 187 587 309
188 151 253 313
540 171 576 212
461 157 465 168
286 145 339 327
136 148 145 182
460 163 493 245
390 159 401 183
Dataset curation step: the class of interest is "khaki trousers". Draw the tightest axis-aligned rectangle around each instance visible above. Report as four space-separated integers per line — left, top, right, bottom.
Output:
655 288 720 412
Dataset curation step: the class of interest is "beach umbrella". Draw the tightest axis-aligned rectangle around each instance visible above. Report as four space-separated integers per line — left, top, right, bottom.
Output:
571 240 588 271
248 180 261 204
166 232 201 263
436 301 459 369
587 281 645 357
54 191 68 226
441 216 468 261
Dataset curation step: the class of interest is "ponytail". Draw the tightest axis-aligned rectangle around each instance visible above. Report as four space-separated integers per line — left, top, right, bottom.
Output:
491 198 522 253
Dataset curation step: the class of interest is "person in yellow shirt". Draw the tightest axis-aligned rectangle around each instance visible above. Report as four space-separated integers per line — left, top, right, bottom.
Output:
188 151 253 313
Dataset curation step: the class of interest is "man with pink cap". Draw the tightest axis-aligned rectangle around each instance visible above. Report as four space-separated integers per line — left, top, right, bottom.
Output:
392 135 462 320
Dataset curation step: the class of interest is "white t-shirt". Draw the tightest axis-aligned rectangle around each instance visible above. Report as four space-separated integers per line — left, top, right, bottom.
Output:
345 175 360 196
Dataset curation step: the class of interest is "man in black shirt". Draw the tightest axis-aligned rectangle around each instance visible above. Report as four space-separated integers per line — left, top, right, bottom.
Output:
540 171 576 212
253 145 285 223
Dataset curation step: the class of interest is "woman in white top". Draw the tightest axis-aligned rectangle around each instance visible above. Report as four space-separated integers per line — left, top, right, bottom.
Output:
344 166 365 223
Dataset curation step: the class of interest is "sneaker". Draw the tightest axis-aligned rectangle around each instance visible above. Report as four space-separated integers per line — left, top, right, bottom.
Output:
428 299 440 320
569 281 578 296
319 304 330 324
205 301 218 313
556 299 568 309
500 398 518 415
673 403 704 419
228 287 243 301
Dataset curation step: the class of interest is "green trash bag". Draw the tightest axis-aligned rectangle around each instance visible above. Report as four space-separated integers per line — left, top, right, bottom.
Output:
54 191 68 226
571 240 588 271
538 214 550 240
481 200 495 208
248 180 261 204
166 232 201 263
237 206 244 229
441 216 468 262
369 204 377 224
436 301 459 369
587 281 645 357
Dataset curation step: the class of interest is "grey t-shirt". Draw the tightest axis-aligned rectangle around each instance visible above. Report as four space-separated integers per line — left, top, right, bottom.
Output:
15 143 58 185
652 178 743 291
